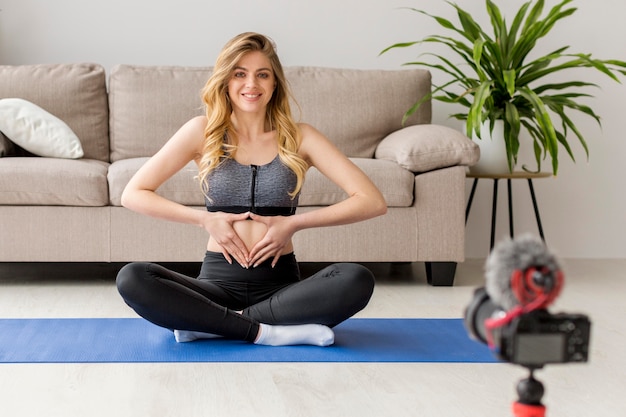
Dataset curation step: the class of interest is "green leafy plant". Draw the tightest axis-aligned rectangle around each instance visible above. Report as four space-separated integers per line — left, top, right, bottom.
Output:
380 0 626 173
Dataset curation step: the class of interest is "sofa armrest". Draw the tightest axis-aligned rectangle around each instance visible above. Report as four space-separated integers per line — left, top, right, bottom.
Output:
374 124 479 173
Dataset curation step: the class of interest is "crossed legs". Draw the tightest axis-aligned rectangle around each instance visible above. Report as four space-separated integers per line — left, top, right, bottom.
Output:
116 258 374 346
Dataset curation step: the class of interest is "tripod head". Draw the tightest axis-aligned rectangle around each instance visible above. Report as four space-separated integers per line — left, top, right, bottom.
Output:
512 367 546 417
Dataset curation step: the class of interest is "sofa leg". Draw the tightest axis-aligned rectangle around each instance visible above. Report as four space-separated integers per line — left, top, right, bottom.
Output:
425 262 457 286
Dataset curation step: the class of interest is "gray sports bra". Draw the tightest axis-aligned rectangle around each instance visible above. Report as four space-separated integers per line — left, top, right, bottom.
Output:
204 155 300 216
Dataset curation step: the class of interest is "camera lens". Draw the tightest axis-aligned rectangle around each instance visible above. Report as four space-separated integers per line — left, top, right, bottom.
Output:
464 287 499 344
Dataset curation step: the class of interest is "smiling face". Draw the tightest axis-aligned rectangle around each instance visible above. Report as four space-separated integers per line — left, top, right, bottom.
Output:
227 51 276 115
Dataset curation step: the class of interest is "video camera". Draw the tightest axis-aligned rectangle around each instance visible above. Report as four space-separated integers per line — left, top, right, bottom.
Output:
465 287 591 368
463 235 591 369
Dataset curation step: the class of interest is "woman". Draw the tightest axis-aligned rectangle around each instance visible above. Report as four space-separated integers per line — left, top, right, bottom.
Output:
116 32 387 347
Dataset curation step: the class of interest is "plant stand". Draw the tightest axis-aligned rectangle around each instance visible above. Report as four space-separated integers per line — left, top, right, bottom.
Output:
465 172 552 251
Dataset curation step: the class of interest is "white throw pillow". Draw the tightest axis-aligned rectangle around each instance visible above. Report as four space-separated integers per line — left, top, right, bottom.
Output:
0 98 84 158
375 124 479 172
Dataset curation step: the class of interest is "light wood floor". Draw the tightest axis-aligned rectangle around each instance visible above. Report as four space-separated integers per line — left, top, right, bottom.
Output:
0 259 623 417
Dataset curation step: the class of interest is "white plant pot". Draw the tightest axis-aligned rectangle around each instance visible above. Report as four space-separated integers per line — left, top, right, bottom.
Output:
467 120 511 175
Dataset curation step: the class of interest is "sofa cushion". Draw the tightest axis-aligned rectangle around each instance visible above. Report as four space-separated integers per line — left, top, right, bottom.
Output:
108 158 204 206
375 124 480 172
287 67 432 158
0 158 109 206
0 98 84 159
301 158 415 207
109 65 211 162
108 65 433 161
0 63 109 162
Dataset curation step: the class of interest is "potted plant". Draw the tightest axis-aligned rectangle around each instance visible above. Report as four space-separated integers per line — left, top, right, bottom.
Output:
380 0 626 174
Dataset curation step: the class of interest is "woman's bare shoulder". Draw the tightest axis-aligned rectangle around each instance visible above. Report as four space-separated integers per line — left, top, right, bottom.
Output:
187 115 208 131
296 122 345 165
296 122 326 147
155 116 208 162
296 122 317 135
177 116 207 143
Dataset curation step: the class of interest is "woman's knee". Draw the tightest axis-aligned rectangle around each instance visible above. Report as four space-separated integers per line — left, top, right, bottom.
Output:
116 262 152 299
334 263 375 303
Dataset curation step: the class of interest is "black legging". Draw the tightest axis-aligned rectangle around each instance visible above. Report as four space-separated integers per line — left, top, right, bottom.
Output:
116 251 375 342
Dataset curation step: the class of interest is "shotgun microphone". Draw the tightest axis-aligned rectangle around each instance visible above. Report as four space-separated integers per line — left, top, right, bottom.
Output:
485 234 562 312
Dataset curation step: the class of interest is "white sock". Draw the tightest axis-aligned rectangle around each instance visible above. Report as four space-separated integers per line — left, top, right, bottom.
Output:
174 329 222 343
254 323 335 347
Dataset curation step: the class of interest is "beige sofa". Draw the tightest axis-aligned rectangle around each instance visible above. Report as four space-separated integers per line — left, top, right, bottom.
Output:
0 63 478 285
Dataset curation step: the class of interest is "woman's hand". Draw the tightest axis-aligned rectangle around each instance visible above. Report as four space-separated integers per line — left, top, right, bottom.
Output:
247 213 297 268
201 211 252 267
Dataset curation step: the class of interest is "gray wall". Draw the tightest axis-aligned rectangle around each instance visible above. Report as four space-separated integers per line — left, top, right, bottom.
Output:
2 0 625 259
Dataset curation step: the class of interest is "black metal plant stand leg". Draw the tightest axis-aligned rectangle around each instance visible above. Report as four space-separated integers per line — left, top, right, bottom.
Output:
465 178 479 224
465 174 548 253
508 179 514 239
490 178 499 250
527 178 546 241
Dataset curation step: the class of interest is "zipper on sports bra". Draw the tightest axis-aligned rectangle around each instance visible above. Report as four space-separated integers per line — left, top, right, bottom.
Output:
250 165 258 214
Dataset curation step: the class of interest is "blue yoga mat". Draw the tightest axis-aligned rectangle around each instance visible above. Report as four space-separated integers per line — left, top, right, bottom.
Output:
0 318 497 364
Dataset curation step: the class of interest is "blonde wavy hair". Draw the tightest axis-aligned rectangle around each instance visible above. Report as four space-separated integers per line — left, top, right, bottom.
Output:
197 32 307 198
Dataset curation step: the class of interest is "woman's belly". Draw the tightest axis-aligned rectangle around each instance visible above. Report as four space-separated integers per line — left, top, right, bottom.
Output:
206 219 294 254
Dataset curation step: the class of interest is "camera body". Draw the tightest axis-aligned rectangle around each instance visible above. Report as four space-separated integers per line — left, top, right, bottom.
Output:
464 287 591 368
495 309 591 367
